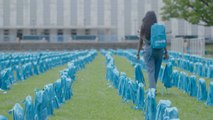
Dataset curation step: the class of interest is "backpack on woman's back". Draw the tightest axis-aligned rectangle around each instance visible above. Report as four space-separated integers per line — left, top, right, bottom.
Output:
151 23 167 49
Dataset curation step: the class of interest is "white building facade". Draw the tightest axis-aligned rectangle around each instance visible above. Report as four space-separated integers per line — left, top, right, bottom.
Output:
0 0 212 42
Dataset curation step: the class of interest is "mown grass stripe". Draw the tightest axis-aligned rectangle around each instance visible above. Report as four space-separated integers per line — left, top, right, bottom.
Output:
49 54 144 120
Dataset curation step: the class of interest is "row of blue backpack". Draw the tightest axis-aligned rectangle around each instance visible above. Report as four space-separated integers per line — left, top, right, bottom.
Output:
120 50 213 107
116 49 213 79
7 69 74 120
168 51 213 78
102 50 179 120
6 50 97 120
103 50 145 109
145 89 179 120
159 63 213 106
115 50 213 79
0 52 71 70
168 56 213 79
169 51 213 65
0 51 94 91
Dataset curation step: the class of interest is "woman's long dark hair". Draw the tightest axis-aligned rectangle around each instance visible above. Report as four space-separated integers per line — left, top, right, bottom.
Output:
140 11 157 40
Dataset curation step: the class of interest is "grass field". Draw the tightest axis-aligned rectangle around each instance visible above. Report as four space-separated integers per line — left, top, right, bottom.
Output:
0 65 67 119
113 55 213 120
206 44 213 58
49 54 144 120
1 53 213 120
206 44 213 51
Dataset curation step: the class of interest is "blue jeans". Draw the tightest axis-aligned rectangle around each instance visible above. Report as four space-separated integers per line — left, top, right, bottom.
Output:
143 45 163 89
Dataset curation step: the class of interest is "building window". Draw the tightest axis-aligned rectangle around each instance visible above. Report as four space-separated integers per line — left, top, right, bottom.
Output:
17 29 23 33
58 29 63 35
17 29 23 39
44 29 50 36
4 30 10 41
71 29 77 35
30 29 37 35
4 30 9 36
85 29 90 35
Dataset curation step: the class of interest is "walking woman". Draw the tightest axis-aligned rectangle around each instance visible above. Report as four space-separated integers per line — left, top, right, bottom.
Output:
137 11 169 91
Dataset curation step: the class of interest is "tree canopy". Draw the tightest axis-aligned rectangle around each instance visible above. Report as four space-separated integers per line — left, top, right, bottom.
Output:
161 0 213 26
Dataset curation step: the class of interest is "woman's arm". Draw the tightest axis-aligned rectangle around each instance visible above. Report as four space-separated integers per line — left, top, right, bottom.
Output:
137 37 143 60
137 25 145 60
164 47 169 59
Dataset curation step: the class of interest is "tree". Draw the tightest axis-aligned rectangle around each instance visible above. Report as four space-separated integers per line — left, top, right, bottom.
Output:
161 0 213 26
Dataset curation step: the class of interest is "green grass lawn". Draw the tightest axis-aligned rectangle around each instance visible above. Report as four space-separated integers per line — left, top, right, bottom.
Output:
113 55 213 120
0 65 67 119
206 44 213 52
1 53 213 120
206 44 213 58
49 54 144 120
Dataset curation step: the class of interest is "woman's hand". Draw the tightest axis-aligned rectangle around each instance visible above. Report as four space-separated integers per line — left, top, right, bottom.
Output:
137 54 140 60
164 52 169 59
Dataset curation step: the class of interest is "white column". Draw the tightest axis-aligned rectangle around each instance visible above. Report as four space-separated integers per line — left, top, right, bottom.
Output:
23 29 30 35
37 0 43 26
131 0 138 35
0 0 3 27
63 29 71 42
91 0 97 27
77 0 84 26
23 0 30 27
10 29 16 42
158 0 164 23
50 0 57 26
198 25 205 38
145 0 151 13
0 29 3 41
64 0 70 27
186 22 192 35
37 29 42 36
171 18 178 37
50 29 57 42
137 0 144 27
10 0 17 26
117 0 124 41
104 0 111 27
151 0 159 19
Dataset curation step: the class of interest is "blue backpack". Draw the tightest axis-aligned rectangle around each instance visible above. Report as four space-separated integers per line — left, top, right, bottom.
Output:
9 103 24 120
0 115 7 120
151 23 167 49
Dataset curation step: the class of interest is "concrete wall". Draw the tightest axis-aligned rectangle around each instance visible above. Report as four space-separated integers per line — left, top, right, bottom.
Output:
0 41 139 51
